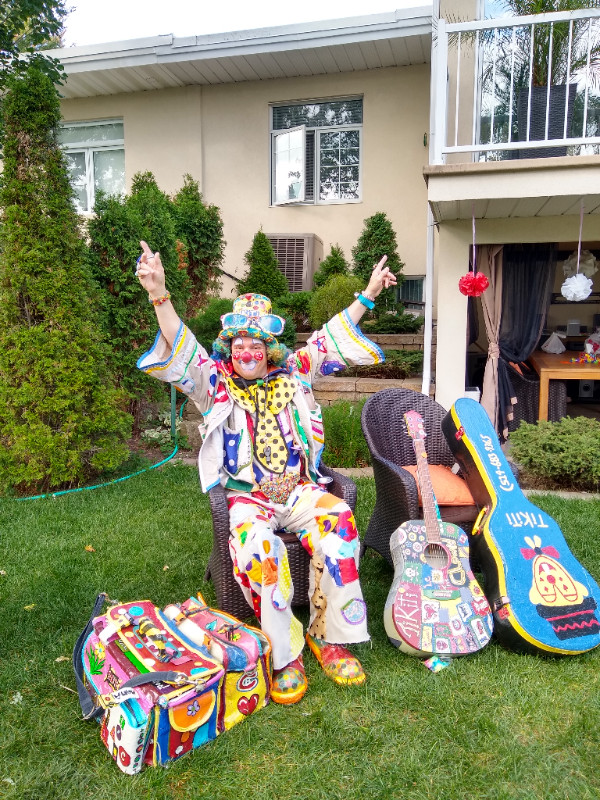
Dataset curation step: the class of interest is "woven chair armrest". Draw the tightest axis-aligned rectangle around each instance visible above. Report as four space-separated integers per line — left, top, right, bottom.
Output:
371 454 420 517
319 464 357 510
208 484 231 556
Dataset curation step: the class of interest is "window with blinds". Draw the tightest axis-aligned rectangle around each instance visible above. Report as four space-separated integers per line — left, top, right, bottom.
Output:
271 98 362 206
398 277 425 310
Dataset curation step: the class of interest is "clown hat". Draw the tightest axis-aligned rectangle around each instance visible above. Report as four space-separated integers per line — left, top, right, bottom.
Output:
218 293 285 344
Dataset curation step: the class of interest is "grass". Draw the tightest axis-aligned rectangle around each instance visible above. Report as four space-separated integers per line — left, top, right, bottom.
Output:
1 466 600 800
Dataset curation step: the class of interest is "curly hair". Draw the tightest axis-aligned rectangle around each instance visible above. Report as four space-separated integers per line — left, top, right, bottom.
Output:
211 338 292 369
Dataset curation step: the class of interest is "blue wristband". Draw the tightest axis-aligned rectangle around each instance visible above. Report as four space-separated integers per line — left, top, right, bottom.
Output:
354 292 375 310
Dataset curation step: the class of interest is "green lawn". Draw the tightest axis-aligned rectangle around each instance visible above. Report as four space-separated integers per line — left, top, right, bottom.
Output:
1 466 600 800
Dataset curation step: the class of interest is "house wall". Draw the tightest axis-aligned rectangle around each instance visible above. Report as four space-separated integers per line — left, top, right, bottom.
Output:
435 214 598 411
60 65 431 296
61 86 204 192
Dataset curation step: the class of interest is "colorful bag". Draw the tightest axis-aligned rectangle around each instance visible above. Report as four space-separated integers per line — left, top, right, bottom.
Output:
73 592 272 774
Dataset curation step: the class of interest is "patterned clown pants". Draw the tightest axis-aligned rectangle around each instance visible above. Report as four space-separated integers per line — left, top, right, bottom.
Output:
227 481 369 670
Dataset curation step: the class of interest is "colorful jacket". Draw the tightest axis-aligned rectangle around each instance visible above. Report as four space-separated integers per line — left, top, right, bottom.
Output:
137 309 384 493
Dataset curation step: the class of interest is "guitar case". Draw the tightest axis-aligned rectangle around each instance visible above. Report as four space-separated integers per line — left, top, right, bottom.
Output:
442 398 600 656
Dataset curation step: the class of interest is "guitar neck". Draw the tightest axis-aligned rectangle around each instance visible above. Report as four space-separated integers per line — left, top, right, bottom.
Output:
412 439 442 544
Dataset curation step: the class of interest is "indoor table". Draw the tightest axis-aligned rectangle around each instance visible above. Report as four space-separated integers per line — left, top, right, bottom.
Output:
528 350 599 421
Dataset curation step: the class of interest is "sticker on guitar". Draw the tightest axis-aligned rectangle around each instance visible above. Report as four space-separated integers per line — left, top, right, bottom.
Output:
383 410 493 658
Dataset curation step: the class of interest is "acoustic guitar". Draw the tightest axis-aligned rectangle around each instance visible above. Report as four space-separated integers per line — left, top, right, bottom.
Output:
383 410 493 657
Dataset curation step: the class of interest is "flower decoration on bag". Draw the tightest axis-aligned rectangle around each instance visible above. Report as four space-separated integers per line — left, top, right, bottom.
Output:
458 271 489 297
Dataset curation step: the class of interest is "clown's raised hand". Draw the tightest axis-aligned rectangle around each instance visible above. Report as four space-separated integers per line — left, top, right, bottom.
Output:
136 240 180 347
364 255 397 300
135 240 166 296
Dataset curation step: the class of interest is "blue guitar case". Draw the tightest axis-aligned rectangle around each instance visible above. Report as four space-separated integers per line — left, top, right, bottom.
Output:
442 398 600 656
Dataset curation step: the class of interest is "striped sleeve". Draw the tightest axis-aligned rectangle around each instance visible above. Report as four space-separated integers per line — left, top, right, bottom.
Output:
136 322 219 412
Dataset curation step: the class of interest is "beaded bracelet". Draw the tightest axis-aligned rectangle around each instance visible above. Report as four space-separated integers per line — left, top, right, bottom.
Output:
354 291 375 310
149 292 171 306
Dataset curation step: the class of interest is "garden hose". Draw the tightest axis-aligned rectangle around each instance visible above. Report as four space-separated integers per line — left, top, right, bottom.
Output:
16 387 187 502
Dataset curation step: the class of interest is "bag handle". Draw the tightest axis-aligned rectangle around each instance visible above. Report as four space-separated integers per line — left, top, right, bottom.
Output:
73 594 196 720
72 592 109 720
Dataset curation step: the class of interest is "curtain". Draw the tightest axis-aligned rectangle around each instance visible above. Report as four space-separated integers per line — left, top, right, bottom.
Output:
497 243 556 434
477 245 504 433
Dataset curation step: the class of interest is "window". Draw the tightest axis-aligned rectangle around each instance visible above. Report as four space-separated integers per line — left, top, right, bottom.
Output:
271 98 362 205
58 120 125 213
397 277 425 311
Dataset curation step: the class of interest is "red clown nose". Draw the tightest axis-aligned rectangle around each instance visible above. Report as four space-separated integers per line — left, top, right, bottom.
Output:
233 351 264 363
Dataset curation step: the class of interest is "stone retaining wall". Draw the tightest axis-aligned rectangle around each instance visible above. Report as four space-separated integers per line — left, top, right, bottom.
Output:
296 331 434 354
313 376 430 405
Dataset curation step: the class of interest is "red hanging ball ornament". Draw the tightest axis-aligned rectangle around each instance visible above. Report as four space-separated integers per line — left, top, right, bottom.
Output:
458 271 489 297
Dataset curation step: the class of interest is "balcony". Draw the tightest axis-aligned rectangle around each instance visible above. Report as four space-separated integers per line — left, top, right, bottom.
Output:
426 9 600 223
432 8 600 162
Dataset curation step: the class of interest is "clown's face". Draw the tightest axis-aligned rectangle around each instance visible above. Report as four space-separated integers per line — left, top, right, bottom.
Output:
231 337 268 380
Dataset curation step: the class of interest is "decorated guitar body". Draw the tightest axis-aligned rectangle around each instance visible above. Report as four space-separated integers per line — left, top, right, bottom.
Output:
442 398 600 656
383 411 493 657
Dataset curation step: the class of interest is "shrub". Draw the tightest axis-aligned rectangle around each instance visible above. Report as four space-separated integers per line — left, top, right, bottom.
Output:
322 400 371 468
509 416 600 492
172 175 225 311
344 349 423 379
367 312 424 334
276 291 312 332
188 298 234 352
87 172 192 421
141 408 190 455
0 66 131 495
313 244 349 288
352 211 405 318
308 274 363 329
237 230 288 301
270 302 297 350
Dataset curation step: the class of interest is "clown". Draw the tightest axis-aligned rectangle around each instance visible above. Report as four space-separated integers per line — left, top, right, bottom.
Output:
136 240 396 704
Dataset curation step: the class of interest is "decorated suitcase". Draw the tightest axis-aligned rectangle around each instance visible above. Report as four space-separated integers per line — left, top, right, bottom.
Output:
442 398 600 656
162 594 272 732
76 594 272 774
81 599 225 773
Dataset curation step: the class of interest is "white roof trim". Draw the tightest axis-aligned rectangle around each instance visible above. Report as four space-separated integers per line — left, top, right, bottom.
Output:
55 7 432 72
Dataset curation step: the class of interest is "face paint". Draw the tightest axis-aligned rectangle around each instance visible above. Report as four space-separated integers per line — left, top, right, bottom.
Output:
231 337 268 377
232 351 264 363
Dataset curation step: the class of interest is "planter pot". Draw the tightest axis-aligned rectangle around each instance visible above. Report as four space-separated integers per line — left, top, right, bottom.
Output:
516 83 577 158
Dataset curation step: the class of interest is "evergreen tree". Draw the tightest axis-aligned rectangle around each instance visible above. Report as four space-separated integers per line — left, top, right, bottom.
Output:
87 172 191 421
172 175 225 312
237 230 288 300
313 244 349 288
352 211 405 317
0 67 131 494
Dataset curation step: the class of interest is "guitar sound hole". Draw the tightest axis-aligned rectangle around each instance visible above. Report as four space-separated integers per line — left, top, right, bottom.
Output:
424 543 449 569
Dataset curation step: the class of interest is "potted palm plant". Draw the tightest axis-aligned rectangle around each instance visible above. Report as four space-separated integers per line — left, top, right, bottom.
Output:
488 0 600 157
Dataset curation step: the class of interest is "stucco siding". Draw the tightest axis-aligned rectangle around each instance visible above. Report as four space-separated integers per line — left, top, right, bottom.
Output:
60 65 430 292
61 86 203 193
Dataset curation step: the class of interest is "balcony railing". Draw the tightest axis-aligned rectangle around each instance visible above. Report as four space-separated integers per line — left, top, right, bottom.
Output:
431 8 600 164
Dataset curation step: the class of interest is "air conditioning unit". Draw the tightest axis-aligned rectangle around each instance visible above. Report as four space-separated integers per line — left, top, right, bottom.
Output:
266 233 323 292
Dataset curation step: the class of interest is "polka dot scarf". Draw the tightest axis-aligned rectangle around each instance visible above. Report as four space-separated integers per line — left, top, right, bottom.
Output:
226 374 296 474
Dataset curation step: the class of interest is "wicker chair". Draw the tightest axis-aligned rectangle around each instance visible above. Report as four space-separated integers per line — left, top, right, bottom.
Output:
204 465 358 620
506 362 567 432
360 388 478 566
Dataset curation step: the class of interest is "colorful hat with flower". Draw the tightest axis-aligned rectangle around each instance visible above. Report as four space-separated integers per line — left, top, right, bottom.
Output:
218 293 285 345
